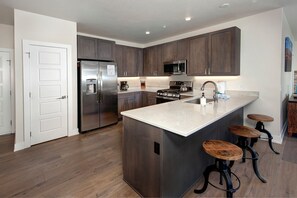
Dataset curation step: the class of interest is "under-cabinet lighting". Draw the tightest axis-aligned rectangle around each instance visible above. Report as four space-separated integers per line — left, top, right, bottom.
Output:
146 76 169 80
118 77 140 80
194 76 239 81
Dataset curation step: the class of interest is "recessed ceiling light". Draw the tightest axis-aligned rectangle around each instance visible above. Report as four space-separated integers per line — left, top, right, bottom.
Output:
145 31 150 35
219 3 230 8
185 17 191 21
163 25 167 28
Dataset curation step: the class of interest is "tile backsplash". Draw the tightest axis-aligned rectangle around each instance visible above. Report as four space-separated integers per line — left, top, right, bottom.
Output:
117 75 240 92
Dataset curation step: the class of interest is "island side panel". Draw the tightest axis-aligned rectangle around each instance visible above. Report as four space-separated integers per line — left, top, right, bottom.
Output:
122 117 163 197
161 108 243 197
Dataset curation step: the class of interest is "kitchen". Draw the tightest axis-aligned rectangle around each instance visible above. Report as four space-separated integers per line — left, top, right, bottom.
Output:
1 0 297 197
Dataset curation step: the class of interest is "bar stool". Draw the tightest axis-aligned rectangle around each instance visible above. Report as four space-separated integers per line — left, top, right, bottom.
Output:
194 140 242 198
229 125 267 183
247 114 280 154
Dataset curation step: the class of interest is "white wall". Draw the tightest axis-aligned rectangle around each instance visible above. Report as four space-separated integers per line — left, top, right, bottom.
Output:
14 9 77 150
0 24 14 49
280 10 296 140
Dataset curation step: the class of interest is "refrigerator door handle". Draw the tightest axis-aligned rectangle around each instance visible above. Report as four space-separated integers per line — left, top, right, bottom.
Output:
97 71 103 103
97 73 101 103
100 71 103 103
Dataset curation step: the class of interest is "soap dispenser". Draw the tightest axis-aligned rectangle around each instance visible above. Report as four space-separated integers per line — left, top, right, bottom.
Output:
201 92 207 106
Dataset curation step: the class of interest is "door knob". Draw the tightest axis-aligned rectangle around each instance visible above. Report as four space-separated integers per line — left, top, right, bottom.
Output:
57 95 67 99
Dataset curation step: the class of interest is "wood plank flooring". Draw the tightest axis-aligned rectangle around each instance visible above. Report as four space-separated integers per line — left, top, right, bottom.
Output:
0 122 297 197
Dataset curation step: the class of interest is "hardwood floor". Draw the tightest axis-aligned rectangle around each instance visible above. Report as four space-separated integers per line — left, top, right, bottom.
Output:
0 122 297 197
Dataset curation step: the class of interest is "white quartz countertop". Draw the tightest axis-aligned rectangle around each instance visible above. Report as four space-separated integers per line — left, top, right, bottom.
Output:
121 93 258 137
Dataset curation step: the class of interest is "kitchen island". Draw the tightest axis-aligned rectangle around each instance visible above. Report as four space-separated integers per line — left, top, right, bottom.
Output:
121 92 258 197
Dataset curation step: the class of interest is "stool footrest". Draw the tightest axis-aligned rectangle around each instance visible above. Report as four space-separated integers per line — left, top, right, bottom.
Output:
208 172 241 193
259 137 273 140
242 157 258 160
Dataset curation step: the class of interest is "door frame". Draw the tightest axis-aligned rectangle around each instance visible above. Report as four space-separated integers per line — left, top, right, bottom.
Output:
0 48 14 134
23 40 73 148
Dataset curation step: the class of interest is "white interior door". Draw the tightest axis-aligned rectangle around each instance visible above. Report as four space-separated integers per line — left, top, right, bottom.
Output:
29 45 68 145
0 51 11 135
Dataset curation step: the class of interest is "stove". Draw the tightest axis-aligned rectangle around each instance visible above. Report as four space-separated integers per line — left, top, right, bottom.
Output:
156 81 193 104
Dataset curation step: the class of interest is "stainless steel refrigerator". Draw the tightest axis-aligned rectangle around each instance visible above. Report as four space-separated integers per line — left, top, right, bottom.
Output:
78 60 118 132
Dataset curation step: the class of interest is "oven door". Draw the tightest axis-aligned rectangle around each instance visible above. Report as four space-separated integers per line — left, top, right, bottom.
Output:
156 96 179 104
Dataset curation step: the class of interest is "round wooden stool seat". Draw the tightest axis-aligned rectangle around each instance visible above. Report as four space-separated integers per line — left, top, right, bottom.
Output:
202 140 243 161
247 114 274 122
229 125 261 138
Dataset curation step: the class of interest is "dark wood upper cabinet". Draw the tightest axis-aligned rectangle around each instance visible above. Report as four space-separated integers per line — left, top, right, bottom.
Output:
143 45 162 76
188 34 209 76
177 39 189 61
209 27 240 75
137 48 144 76
79 27 240 76
77 35 115 61
115 45 124 76
161 41 177 63
123 46 138 76
96 39 115 61
115 44 142 77
77 36 97 60
188 27 240 76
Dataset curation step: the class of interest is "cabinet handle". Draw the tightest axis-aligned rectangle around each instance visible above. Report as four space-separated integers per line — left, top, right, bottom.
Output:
204 68 207 75
154 142 160 155
208 67 210 75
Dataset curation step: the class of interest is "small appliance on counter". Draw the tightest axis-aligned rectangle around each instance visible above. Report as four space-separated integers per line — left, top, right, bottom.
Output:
120 81 129 91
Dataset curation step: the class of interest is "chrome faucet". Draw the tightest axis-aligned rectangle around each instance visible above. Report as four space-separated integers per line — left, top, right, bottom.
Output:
201 81 219 102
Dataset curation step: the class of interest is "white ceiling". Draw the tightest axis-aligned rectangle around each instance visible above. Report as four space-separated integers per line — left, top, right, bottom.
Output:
0 0 296 44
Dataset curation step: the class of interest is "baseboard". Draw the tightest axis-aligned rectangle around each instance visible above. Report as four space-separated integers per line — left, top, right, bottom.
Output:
69 128 79 136
260 121 287 145
14 141 29 152
275 121 287 144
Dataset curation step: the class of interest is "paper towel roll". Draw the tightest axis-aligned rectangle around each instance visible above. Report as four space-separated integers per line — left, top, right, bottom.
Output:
217 81 226 94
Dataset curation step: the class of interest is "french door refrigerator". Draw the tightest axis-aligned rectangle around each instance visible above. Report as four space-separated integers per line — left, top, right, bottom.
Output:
78 60 118 132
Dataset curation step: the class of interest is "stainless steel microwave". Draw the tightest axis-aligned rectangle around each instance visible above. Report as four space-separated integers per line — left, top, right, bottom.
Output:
164 60 187 75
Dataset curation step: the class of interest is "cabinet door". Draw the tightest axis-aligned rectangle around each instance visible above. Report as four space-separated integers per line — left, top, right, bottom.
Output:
143 46 161 76
210 27 240 75
162 41 177 63
77 36 97 59
177 38 189 61
188 34 209 76
118 93 135 119
147 92 157 106
97 39 115 61
118 97 125 119
137 48 144 76
134 92 142 108
115 45 124 77
123 46 138 77
288 102 297 136
123 117 161 197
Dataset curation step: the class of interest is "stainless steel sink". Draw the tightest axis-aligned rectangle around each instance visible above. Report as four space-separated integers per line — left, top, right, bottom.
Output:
184 98 214 104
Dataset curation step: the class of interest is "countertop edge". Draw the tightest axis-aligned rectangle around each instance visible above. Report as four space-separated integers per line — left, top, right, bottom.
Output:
121 95 258 137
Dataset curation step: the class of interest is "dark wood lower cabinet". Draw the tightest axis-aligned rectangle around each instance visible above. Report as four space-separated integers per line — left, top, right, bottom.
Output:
118 93 136 119
288 99 297 136
118 91 156 119
142 92 157 106
123 117 162 197
122 108 243 197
